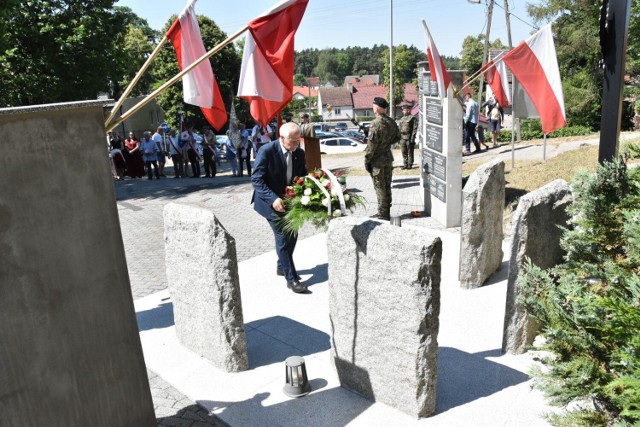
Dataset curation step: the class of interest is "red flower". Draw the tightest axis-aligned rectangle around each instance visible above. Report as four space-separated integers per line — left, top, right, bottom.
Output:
296 178 304 185
285 186 296 198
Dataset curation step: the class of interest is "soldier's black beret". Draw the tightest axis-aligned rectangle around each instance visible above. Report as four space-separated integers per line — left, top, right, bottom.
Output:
372 97 389 109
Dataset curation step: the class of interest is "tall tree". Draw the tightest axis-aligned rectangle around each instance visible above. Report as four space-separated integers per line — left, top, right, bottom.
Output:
313 50 340 84
382 45 418 106
109 6 157 99
0 0 129 107
152 14 241 131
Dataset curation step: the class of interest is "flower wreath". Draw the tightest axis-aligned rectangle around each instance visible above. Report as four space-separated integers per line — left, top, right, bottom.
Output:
278 168 365 234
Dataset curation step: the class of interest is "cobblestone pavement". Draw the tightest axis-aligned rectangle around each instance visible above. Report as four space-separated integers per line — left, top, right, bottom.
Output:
118 152 430 425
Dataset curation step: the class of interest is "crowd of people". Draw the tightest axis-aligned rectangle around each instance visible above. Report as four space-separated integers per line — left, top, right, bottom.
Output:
107 122 280 181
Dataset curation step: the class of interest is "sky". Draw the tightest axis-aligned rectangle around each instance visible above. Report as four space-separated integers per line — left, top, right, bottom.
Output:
114 0 544 57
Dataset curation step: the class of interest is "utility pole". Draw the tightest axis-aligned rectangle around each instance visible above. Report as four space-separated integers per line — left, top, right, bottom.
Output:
598 0 631 163
389 0 394 118
504 0 513 48
477 0 494 103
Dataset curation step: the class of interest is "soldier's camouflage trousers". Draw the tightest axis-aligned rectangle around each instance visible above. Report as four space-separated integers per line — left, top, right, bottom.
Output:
371 165 393 219
400 140 415 167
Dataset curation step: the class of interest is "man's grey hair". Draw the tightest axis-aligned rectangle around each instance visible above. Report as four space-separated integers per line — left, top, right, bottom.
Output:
279 122 300 139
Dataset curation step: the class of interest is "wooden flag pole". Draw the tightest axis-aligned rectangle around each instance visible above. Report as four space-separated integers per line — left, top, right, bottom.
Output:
105 36 168 127
454 51 505 97
106 25 249 133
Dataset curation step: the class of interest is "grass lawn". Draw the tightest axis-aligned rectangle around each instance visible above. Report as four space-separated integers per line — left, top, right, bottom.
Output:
336 134 640 224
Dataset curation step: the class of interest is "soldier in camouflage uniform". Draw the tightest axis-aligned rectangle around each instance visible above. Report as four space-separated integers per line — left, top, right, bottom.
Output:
398 104 418 169
364 97 400 220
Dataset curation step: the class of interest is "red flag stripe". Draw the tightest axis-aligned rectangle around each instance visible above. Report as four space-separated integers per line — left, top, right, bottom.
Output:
503 43 565 133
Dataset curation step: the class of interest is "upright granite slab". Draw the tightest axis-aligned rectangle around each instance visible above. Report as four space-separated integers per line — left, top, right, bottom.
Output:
502 179 572 354
459 158 505 289
163 203 248 372
327 217 442 418
0 101 155 426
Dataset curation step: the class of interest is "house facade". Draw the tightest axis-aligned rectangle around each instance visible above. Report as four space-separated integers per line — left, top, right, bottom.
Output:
317 87 354 122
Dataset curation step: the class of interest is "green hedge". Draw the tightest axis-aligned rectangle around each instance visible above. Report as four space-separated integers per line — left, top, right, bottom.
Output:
519 144 640 426
496 120 593 142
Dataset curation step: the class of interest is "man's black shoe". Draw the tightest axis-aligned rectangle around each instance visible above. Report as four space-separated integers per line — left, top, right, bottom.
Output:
277 268 301 281
287 281 307 293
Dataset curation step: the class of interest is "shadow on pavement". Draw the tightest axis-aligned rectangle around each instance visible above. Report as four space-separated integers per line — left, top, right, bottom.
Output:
436 347 530 413
157 403 230 426
197 379 373 427
481 259 510 288
245 316 330 369
136 302 174 332
298 262 328 286
114 177 252 202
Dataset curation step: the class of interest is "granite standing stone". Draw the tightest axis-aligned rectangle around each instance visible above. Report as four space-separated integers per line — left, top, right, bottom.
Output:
502 179 572 354
459 158 505 289
0 101 155 426
327 217 441 418
163 203 248 372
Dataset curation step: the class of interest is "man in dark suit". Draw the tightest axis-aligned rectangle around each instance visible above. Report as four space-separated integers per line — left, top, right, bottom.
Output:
251 122 308 293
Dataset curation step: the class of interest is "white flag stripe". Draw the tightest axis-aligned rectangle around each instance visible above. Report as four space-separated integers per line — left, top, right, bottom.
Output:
496 60 512 105
237 32 283 101
177 0 214 107
527 25 565 118
256 0 300 18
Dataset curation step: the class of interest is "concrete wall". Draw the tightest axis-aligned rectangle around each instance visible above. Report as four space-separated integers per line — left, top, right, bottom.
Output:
0 101 155 426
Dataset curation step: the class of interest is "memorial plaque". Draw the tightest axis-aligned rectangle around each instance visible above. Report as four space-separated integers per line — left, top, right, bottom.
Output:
433 153 446 181
429 177 447 202
422 149 446 182
424 99 442 125
429 80 439 97
425 124 443 152
421 77 431 92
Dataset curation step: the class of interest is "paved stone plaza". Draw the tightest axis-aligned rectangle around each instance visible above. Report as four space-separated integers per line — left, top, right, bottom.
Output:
117 151 428 425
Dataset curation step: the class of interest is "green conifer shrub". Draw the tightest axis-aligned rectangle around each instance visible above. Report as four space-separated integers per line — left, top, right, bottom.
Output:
518 145 640 426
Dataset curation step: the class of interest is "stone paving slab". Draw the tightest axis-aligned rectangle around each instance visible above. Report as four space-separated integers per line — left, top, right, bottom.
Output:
117 139 621 424
135 230 552 426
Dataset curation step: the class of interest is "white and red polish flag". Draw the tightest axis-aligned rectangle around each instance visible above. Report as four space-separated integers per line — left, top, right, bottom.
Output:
237 0 309 126
502 24 566 133
166 0 227 130
421 19 451 101
484 59 512 107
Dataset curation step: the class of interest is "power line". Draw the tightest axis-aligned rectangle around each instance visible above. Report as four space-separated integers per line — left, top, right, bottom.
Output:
493 1 538 30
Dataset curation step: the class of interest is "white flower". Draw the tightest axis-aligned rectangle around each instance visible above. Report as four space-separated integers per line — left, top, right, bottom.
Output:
321 179 330 187
331 188 339 196
303 188 312 196
333 209 342 217
321 198 330 207
344 193 350 202
300 195 310 206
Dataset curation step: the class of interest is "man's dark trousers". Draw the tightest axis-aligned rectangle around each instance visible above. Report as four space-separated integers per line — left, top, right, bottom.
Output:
268 219 299 282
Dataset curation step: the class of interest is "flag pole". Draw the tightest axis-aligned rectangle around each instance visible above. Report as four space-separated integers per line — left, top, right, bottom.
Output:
105 36 168 127
454 51 506 97
106 25 249 133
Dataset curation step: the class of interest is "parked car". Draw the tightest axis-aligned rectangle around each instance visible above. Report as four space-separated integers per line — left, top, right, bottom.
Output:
319 137 367 155
312 123 332 133
315 131 340 139
338 130 366 142
333 122 348 131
